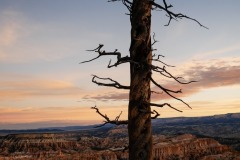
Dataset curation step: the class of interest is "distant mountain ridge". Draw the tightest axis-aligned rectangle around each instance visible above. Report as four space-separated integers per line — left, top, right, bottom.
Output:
0 113 239 159
0 112 239 135
152 112 240 125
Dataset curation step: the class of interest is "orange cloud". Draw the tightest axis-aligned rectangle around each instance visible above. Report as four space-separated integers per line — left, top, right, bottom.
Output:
0 79 83 100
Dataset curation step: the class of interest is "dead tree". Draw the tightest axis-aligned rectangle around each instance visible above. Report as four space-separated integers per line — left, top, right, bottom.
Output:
80 0 206 159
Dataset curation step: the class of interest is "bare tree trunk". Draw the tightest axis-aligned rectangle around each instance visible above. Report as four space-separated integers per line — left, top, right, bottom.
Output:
82 1 205 159
128 0 152 159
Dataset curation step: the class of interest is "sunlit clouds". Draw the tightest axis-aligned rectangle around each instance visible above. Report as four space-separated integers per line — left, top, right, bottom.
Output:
83 57 240 102
0 0 240 129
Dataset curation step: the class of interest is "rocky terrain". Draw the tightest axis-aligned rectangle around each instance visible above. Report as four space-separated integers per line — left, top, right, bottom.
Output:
0 132 239 160
0 113 239 159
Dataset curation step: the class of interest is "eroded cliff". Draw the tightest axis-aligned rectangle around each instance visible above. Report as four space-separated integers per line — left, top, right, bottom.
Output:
0 133 239 160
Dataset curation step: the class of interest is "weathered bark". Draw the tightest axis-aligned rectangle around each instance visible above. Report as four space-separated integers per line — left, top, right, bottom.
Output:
128 0 153 159
82 1 206 159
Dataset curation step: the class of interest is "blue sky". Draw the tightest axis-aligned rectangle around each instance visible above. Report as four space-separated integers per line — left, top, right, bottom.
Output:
0 0 240 129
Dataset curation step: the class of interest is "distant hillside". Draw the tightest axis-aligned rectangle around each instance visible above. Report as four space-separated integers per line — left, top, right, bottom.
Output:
1 112 239 134
0 113 239 159
152 113 240 125
1 113 239 150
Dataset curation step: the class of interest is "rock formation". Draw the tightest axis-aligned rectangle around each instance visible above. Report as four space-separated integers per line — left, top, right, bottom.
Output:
0 133 239 160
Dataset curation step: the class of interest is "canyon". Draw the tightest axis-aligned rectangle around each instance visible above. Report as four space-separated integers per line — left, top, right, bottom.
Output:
0 132 239 160
0 113 239 159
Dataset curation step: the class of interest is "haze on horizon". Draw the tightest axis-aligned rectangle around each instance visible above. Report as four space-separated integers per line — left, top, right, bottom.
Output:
0 0 240 129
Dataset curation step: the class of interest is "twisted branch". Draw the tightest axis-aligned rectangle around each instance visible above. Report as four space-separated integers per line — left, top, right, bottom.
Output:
162 66 197 84
92 75 130 89
150 77 191 109
151 55 175 67
150 0 208 29
91 106 128 127
107 56 140 68
151 32 159 52
80 44 122 64
150 102 183 112
151 65 196 84
151 110 160 119
139 108 161 119
81 44 137 68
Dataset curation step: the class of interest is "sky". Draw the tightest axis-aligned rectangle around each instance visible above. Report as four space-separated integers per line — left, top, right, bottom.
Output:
0 0 240 129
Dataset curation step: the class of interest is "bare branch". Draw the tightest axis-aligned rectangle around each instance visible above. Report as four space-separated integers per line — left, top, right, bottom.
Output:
162 66 197 84
151 56 175 67
152 54 165 58
151 65 196 84
92 75 130 89
151 32 159 49
80 44 122 64
91 106 128 127
81 44 136 68
151 110 160 119
107 56 140 68
139 108 161 119
150 0 208 29
150 102 183 112
150 77 192 109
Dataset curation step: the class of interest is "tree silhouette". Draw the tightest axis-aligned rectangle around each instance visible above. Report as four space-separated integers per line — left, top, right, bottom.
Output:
81 0 206 159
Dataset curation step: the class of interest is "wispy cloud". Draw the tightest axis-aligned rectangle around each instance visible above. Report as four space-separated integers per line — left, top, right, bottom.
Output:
0 77 83 100
83 91 129 102
152 57 240 100
83 57 240 102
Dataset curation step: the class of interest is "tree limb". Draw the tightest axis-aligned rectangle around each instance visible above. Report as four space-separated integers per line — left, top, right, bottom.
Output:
162 66 197 84
92 75 130 89
139 108 161 119
81 44 137 68
151 110 160 119
80 44 122 64
151 65 196 84
107 56 140 68
150 102 183 112
150 77 192 109
151 32 158 51
91 106 128 127
150 0 208 29
151 55 175 67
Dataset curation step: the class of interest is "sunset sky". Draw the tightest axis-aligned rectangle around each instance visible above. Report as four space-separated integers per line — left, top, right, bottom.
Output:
1 0 240 129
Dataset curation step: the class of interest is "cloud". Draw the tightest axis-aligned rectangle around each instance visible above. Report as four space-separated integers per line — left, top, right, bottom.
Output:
83 57 240 102
83 92 129 101
0 77 83 100
151 57 240 100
